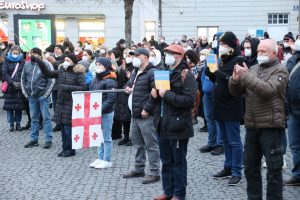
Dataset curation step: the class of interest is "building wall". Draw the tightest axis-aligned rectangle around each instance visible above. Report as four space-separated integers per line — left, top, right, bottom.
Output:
161 0 299 42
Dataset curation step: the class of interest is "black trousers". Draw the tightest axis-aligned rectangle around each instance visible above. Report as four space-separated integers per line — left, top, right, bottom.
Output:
244 128 284 200
112 118 130 138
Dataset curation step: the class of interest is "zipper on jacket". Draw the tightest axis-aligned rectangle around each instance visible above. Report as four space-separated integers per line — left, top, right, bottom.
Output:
30 64 36 96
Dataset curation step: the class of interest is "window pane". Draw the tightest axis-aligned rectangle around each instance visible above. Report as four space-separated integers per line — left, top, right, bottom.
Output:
273 15 277 24
279 18 283 24
284 19 288 24
79 21 104 30
79 32 105 37
279 14 283 19
284 14 288 19
198 27 207 37
55 21 64 30
208 27 218 37
268 19 273 24
145 21 155 31
268 14 272 19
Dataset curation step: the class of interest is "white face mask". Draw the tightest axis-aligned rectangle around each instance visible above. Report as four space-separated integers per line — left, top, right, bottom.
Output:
125 57 132 64
82 56 89 61
200 55 206 62
257 55 270 65
218 45 230 56
160 39 165 43
1 45 5 49
95 67 105 73
132 57 142 68
149 56 156 64
123 54 127 59
63 61 70 70
244 49 252 57
283 42 290 48
211 40 218 49
12 54 19 59
186 58 191 63
74 51 80 55
100 49 106 54
165 53 176 66
295 40 300 51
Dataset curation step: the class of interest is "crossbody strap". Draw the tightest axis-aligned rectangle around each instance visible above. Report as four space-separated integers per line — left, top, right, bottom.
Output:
289 61 300 80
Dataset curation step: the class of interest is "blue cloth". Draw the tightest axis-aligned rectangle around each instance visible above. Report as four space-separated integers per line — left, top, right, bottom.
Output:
7 52 22 62
7 110 22 124
85 70 93 85
216 120 243 177
201 62 214 93
29 96 53 142
287 115 300 178
98 111 114 162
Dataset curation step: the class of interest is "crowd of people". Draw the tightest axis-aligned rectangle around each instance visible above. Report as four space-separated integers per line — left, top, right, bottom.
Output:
1 30 300 200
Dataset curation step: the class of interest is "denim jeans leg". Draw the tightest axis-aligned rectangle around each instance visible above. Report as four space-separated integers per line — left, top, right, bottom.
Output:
159 138 173 198
224 121 243 177
6 111 14 125
130 118 146 173
39 96 53 142
15 110 22 124
101 112 114 162
287 115 300 179
203 93 217 147
216 121 231 170
29 97 40 141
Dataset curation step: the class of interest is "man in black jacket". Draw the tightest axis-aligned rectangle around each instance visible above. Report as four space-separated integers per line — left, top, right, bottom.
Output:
153 44 197 200
123 48 160 184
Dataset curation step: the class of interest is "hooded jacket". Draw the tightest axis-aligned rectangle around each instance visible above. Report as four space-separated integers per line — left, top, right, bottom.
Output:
241 38 260 67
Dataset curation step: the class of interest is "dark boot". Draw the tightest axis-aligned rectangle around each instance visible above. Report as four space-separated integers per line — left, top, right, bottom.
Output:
21 121 31 130
9 124 14 132
15 123 22 131
53 124 61 132
118 135 129 145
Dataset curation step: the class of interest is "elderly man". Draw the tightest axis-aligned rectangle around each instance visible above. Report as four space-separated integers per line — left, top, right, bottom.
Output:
229 39 289 200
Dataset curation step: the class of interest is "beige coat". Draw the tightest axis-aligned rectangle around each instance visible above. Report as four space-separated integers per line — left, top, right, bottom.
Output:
229 60 289 129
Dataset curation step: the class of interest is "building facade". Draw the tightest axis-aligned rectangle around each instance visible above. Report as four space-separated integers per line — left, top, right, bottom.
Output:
0 0 299 50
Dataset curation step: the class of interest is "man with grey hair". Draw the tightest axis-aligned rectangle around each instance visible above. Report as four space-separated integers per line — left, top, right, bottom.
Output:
228 39 289 200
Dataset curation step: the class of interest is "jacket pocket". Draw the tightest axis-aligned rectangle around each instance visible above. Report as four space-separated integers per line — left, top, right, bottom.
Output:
269 146 284 170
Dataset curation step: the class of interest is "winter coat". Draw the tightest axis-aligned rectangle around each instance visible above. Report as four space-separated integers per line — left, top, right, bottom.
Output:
206 51 249 121
125 63 156 118
153 60 197 140
229 60 289 129
21 60 55 98
89 71 117 114
51 54 65 91
37 58 87 125
114 64 134 121
2 57 26 111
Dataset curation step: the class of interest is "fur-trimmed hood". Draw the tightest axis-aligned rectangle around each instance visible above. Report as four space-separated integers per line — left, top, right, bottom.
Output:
73 64 87 74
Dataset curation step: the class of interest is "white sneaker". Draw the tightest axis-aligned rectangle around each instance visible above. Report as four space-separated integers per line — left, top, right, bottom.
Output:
283 155 287 169
89 159 103 168
262 161 267 168
94 160 112 169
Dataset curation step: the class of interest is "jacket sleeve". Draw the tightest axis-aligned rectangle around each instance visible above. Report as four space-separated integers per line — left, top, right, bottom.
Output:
2 60 14 84
43 61 55 98
36 58 59 78
228 76 246 97
163 71 197 108
21 63 29 98
241 67 289 99
143 69 156 113
61 73 87 92
102 80 117 113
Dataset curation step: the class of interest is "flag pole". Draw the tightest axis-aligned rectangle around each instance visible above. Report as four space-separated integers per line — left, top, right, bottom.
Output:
72 89 126 95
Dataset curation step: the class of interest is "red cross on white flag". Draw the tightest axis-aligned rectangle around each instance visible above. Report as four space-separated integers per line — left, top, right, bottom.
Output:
71 92 103 149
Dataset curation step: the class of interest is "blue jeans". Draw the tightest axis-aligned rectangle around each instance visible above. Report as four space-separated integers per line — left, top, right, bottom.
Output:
287 115 300 178
29 96 53 142
216 120 243 177
159 138 188 200
61 124 73 151
98 112 114 162
7 110 22 125
203 93 221 147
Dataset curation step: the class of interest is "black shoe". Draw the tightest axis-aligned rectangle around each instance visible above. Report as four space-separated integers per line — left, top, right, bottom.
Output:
142 175 160 184
63 150 75 157
213 169 232 179
284 177 300 186
123 171 145 178
126 140 133 146
43 141 52 149
39 124 43 131
200 126 207 132
15 123 22 131
211 146 224 155
200 145 215 153
118 136 129 145
112 135 122 140
53 124 61 132
24 140 39 148
21 121 31 130
192 118 198 125
228 176 242 186
57 150 65 157
9 124 14 132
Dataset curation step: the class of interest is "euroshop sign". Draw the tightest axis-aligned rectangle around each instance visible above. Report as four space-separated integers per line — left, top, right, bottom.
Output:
0 1 45 12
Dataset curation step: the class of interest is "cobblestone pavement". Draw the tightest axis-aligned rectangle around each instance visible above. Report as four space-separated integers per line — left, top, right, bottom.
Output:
0 99 299 200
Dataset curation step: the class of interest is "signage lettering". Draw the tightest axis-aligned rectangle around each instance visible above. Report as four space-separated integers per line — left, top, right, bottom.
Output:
0 1 45 11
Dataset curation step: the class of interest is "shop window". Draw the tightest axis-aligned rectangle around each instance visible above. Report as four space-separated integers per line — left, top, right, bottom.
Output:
0 19 8 42
55 20 65 43
79 21 105 48
145 21 156 41
197 27 218 43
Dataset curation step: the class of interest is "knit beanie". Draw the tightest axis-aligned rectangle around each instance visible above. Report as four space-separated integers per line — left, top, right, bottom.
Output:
55 44 65 53
96 57 112 71
284 33 295 42
219 31 238 49
31 47 42 57
65 53 78 65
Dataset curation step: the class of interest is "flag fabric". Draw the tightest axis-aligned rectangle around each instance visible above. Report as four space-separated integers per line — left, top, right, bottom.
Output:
71 91 103 149
154 71 170 90
206 54 218 73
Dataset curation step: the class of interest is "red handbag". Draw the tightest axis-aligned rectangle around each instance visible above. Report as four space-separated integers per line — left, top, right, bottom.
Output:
1 63 19 93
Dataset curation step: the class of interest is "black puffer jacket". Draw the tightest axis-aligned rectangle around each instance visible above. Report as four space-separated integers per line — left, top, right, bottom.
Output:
206 51 249 121
89 71 117 114
125 63 156 118
153 60 197 140
37 58 87 125
2 58 26 111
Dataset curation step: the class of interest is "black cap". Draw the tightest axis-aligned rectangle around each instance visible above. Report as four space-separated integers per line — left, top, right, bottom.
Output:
55 44 65 53
219 31 238 49
284 33 295 42
31 47 42 57
129 48 149 57
65 53 78 65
